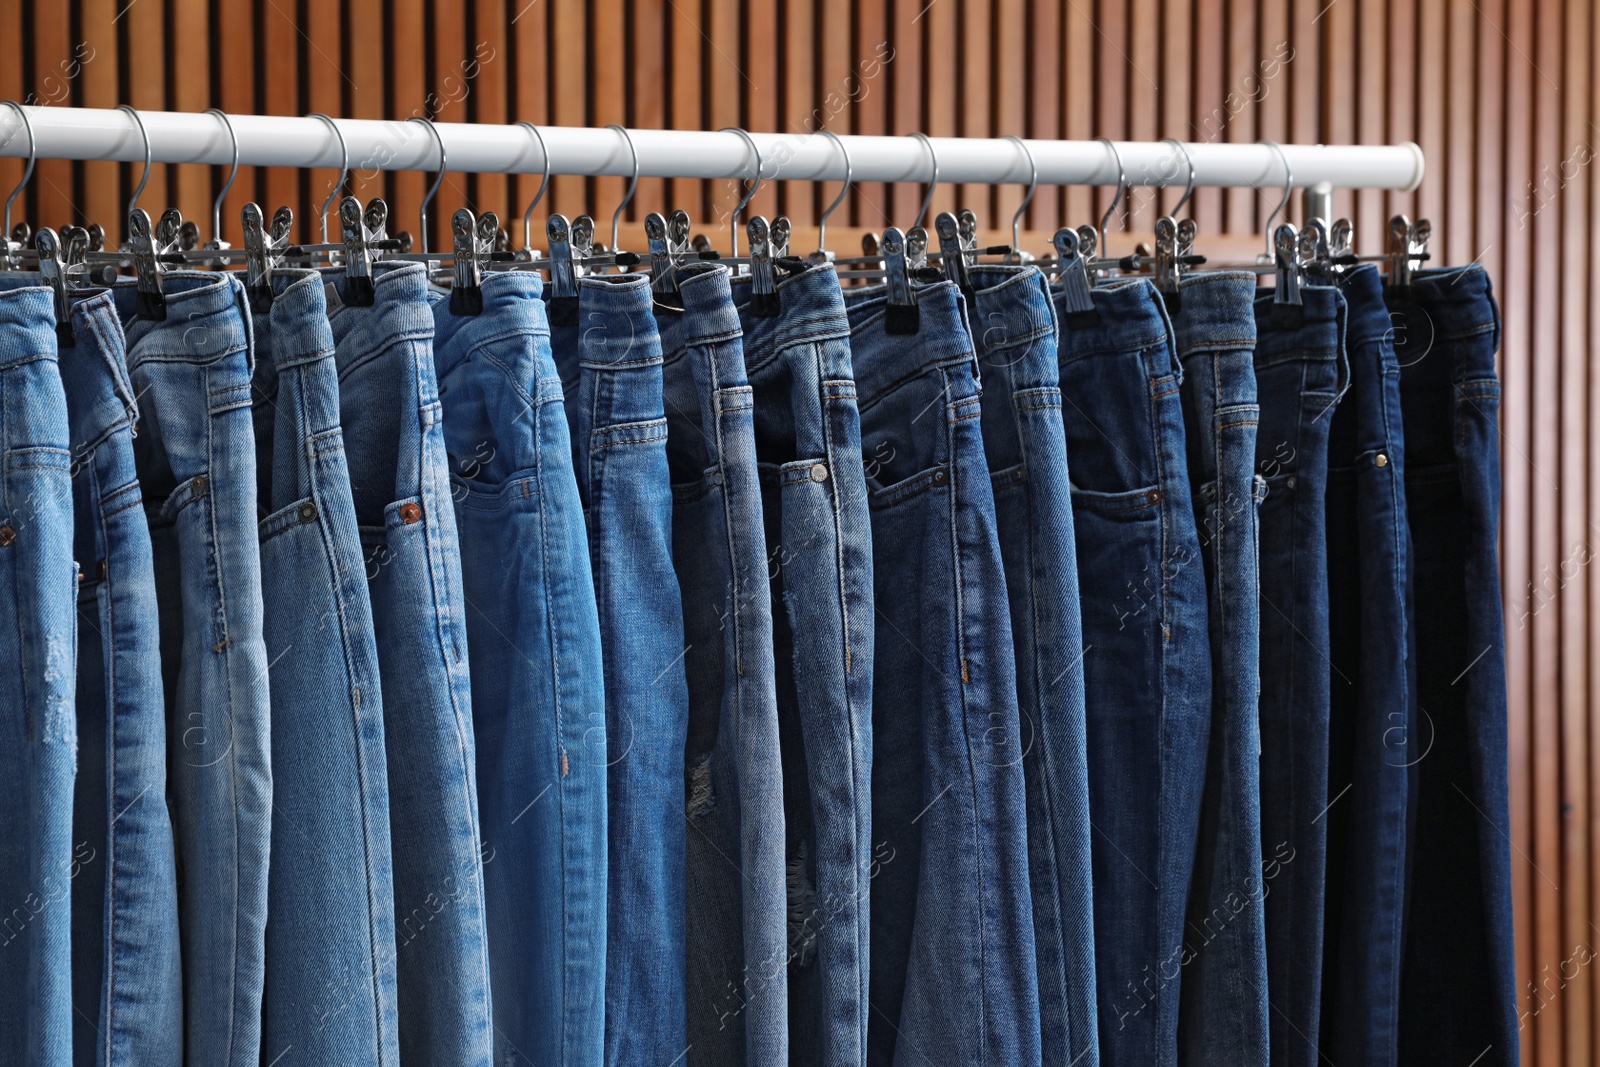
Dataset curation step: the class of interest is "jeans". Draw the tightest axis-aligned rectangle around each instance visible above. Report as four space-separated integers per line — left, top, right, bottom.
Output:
1172 272 1270 1067
659 263 788 1067
550 274 691 1066
968 265 1098 1067
327 262 494 1067
433 270 607 1067
65 289 181 1067
849 280 1041 1067
118 272 271 1067
251 271 399 1065
0 282 77 1067
1320 263 1414 1067
1396 266 1518 1066
1251 284 1346 1067
1054 277 1208 1067
732 264 873 1067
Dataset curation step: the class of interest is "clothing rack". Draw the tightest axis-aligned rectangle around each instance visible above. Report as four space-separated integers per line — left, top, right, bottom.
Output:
0 105 1424 191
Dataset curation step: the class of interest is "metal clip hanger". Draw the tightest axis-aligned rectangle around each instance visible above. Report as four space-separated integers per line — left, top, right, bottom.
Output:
517 121 553 260
570 214 596 278
0 101 37 272
201 109 241 265
645 212 677 294
1272 222 1303 309
936 211 974 306
1050 227 1096 320
449 207 497 316
35 228 73 347
747 215 780 316
241 202 293 312
811 129 852 266
1003 136 1037 265
547 213 579 324
339 196 381 307
1385 214 1432 296
882 225 919 334
770 217 791 260
606 124 640 271
723 127 766 275
119 105 170 320
957 208 979 268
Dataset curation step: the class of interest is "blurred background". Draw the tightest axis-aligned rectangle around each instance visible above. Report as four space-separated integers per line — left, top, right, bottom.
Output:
1 1 1588 1062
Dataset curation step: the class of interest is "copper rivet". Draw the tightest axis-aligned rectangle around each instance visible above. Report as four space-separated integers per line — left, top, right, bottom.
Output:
1375 453 1389 468
933 470 948 485
0 525 14 547
810 463 829 483
400 503 422 524
1149 489 1162 504
192 476 206 493
99 560 107 580
298 503 317 523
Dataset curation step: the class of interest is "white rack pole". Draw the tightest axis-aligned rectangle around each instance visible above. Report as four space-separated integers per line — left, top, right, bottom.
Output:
0 106 1425 191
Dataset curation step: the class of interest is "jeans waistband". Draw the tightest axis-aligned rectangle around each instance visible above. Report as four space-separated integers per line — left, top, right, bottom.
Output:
114 271 252 372
1337 265 1394 350
574 273 663 370
432 269 557 378
62 289 137 449
325 261 435 374
1408 264 1501 348
658 262 743 352
966 263 1056 356
730 263 852 374
1252 284 1346 370
0 280 58 372
846 280 976 406
1053 276 1173 365
1170 272 1259 357
259 270 338 370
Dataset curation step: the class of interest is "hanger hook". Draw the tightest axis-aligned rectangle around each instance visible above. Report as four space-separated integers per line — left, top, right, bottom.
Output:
1097 138 1126 257
909 132 940 230
408 116 447 256
1163 138 1195 218
816 129 852 257
516 121 552 252
1260 140 1293 261
308 113 348 246
118 104 152 221
1 101 36 241
203 108 240 245
721 126 764 264
606 124 640 257
1004 135 1037 255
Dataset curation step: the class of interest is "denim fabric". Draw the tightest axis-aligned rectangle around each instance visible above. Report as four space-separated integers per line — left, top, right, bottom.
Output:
1171 272 1269 1067
249 270 399 1065
325 262 494 1066
848 279 1041 1067
1251 284 1346 1067
434 270 608 1067
731 264 873 1067
1053 277 1208 1067
64 290 181 1067
549 274 690 1066
658 262 788 1066
1319 264 1414 1067
0 282 76 1067
1396 266 1518 1066
968 265 1098 1067
117 271 270 1067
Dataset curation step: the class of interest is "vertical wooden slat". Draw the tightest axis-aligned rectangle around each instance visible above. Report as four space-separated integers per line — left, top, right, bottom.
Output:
959 0 993 222
261 0 299 236
29 3 76 230
1287 0 1320 206
0 2 22 220
888 0 923 226
1355 0 1388 252
1383 0 1417 228
511 0 549 245
427 0 470 254
590 0 628 229
1528 0 1565 1056
1559 1 1594 1063
388 1 426 252
666 0 700 230
1029 0 1063 232
852 0 889 231
303 0 342 245
703 0 742 245
1190 0 1224 234
1126 0 1158 232
472 0 509 230
630 0 666 229
1093 0 1129 237
169 0 209 240
1321 0 1356 234
125 0 167 242
923 0 956 221
816 0 850 227
348 0 386 217
1590 0 1600 1056
1444 1 1476 268
1254 0 1287 232
1223 0 1256 233
78 0 122 234
1158 0 1192 221
782 0 817 227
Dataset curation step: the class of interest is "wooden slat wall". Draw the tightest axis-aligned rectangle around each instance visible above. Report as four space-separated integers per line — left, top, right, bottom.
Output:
3 0 1584 1060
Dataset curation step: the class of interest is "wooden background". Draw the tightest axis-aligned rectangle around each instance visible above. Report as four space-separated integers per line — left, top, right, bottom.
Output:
0 1 1584 1062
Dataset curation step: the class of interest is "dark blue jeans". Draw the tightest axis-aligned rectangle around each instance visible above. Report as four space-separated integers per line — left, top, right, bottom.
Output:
850 280 1041 1067
1171 273 1270 1067
660 263 789 1067
551 274 693 1067
1321 263 1414 1066
1054 277 1208 1067
970 265 1098 1067
1397 266 1518 1066
1252 285 1347 1067
734 265 874 1067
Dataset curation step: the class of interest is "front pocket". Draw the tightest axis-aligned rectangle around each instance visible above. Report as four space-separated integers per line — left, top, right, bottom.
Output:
1069 482 1164 520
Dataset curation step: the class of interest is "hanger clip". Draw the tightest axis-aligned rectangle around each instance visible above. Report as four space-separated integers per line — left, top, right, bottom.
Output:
1154 217 1181 310
882 226 920 335
1386 214 1431 296
1272 223 1306 321
34 228 74 348
570 215 595 279
645 211 679 295
242 203 293 313
450 209 486 316
127 208 167 320
935 211 976 307
770 216 791 261
1329 218 1355 271
1052 227 1098 322
547 213 580 325
747 216 781 317
957 208 980 268
337 197 380 307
